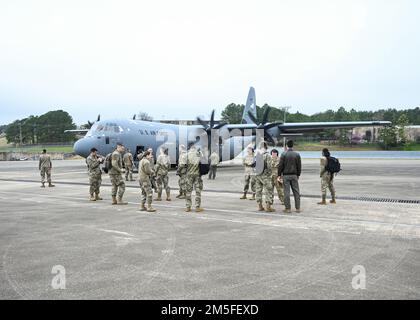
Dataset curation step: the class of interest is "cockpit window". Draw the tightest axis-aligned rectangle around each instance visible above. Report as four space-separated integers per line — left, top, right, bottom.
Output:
92 123 123 133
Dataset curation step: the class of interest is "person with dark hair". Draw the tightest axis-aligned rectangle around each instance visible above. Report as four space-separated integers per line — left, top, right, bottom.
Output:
240 146 256 200
39 149 54 188
318 148 336 205
86 147 104 201
278 140 301 213
270 149 284 205
255 141 275 212
139 150 157 212
109 143 127 205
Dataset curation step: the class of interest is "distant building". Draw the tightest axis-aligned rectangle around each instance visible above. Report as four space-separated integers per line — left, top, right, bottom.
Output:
406 126 420 142
353 125 420 142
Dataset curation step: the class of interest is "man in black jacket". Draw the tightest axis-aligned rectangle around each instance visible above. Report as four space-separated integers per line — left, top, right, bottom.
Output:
278 140 302 213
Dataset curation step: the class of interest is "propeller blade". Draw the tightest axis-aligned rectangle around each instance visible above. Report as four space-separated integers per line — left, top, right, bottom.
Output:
262 107 270 125
214 122 228 130
132 114 136 120
87 121 93 127
264 132 276 145
210 110 215 127
97 114 101 122
196 117 209 130
247 111 259 125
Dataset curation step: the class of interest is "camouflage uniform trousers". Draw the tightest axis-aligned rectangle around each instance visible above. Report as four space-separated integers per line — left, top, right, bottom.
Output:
156 174 170 196
255 174 274 205
89 174 102 195
125 165 134 181
109 174 125 198
244 174 256 193
140 179 153 205
178 173 187 195
321 173 336 198
40 167 52 183
272 174 284 204
185 174 203 208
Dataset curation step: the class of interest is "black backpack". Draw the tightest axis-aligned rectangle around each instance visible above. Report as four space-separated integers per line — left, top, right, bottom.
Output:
199 163 210 176
102 153 113 174
325 156 341 174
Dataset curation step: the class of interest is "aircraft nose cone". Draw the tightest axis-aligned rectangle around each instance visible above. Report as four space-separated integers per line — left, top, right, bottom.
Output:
73 138 90 158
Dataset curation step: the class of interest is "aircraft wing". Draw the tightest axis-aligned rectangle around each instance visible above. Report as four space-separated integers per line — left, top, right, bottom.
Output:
64 129 89 134
277 121 391 133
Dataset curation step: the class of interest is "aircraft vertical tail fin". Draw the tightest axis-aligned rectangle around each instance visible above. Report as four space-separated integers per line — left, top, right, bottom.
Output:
241 87 257 124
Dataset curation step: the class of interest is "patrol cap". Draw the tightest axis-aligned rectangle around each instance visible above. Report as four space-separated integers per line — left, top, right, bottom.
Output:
90 147 98 152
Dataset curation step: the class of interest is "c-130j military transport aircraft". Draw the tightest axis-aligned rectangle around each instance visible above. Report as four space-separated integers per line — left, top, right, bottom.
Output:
67 87 391 164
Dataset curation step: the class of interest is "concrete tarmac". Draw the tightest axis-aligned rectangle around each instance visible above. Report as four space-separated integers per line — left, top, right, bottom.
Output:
0 159 419 299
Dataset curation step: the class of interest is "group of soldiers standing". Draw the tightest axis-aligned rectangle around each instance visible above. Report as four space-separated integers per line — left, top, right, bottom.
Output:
84 142 206 213
39 140 337 214
240 140 337 213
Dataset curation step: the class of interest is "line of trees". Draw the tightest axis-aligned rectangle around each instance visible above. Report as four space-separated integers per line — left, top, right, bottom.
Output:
5 110 76 145
221 104 420 125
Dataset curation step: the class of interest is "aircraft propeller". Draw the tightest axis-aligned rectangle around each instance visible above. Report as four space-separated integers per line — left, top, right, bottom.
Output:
87 114 101 128
196 110 228 152
247 107 282 145
196 110 227 132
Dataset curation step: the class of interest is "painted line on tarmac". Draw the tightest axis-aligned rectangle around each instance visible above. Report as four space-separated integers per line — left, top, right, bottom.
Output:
96 228 135 237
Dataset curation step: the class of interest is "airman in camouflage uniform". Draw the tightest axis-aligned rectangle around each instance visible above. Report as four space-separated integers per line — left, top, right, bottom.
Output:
270 149 284 205
185 144 204 212
208 151 219 180
240 146 256 200
139 150 157 212
254 142 275 212
39 149 55 188
176 144 188 199
318 148 336 205
109 143 127 205
123 149 135 181
155 147 171 201
86 148 104 201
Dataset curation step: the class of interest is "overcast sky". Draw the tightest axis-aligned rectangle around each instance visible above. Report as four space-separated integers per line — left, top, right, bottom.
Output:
0 0 419 125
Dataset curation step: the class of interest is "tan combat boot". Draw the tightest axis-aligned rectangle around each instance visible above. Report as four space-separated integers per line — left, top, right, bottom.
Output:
95 193 103 200
317 195 327 205
295 208 303 213
265 204 276 213
283 208 292 214
166 191 171 201
139 204 147 211
249 193 256 201
112 196 117 205
330 195 336 204
195 207 204 213
48 182 55 187
240 192 247 200
117 197 128 205
185 207 192 212
155 193 162 201
90 194 96 201
258 203 265 212
179 193 186 199
176 193 182 199
147 205 156 212
41 182 45 188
